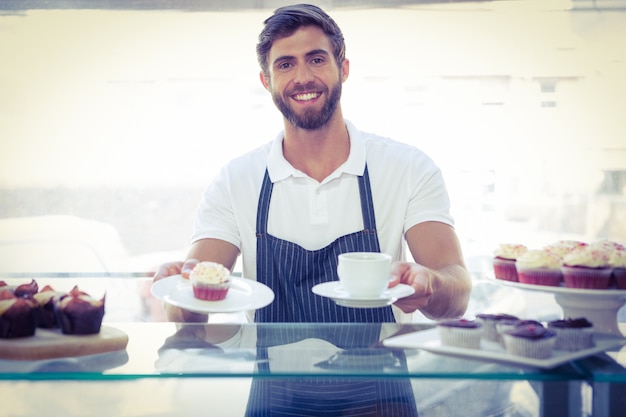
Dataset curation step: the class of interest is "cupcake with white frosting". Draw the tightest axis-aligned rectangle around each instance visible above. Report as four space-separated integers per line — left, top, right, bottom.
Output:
609 248 626 289
190 262 231 301
493 244 527 282
562 247 611 289
591 241 626 289
516 249 563 287
544 240 588 260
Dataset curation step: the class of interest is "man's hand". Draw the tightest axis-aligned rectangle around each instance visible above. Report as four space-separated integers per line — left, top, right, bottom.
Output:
152 259 207 322
153 259 200 281
389 262 433 313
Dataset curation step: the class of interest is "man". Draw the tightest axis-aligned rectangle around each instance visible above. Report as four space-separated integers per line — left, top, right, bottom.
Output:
154 3 471 324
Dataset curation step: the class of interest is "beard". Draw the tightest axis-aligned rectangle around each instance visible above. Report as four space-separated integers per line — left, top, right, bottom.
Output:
272 80 342 131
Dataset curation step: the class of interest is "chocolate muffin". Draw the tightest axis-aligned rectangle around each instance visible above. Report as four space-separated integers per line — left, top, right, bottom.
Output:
54 286 105 335
0 289 38 338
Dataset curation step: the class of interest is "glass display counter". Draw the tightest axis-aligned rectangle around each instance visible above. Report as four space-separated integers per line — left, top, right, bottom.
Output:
1 275 625 417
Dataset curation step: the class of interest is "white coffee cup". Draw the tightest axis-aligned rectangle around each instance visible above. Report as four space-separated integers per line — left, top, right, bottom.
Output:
337 252 392 298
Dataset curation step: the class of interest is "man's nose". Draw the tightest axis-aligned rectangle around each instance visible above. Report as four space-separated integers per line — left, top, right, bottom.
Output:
294 63 315 85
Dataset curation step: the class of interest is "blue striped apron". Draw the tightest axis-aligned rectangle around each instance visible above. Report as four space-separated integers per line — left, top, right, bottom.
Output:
245 166 418 416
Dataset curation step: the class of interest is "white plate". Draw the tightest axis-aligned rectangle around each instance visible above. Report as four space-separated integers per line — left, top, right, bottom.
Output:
489 276 626 297
383 328 626 369
151 275 274 313
312 281 415 308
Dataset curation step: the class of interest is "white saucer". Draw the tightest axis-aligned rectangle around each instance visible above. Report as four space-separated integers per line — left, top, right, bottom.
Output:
151 275 274 313
312 281 415 308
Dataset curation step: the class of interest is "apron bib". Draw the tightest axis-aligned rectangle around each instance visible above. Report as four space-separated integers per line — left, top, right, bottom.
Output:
254 165 395 323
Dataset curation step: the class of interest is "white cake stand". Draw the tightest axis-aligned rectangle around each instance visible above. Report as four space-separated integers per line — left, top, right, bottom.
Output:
491 278 626 336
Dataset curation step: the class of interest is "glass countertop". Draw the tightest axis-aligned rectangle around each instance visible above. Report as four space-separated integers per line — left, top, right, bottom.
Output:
0 275 625 383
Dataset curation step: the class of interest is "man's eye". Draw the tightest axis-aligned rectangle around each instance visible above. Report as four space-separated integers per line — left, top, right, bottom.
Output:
278 62 293 70
311 57 325 65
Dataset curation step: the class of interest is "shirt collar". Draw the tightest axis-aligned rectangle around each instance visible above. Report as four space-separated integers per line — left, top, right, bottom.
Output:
267 120 366 182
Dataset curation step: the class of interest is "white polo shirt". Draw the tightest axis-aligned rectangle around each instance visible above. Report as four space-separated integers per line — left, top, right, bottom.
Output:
192 120 453 280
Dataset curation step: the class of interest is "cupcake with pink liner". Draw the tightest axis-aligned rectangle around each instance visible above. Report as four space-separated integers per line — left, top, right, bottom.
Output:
561 247 611 289
190 261 231 301
493 244 527 282
544 240 588 260
591 241 626 289
515 249 563 286
609 248 626 289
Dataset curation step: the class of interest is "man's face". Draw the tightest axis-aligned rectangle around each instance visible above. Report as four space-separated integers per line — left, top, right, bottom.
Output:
262 26 348 130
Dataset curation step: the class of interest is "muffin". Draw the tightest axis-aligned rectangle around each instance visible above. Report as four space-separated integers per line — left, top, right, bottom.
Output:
502 322 557 359
54 286 105 335
437 319 483 349
544 240 588 260
475 313 519 342
0 289 38 338
33 285 64 328
13 279 39 298
561 247 612 289
516 249 563 286
190 261 231 301
493 244 527 282
547 317 594 351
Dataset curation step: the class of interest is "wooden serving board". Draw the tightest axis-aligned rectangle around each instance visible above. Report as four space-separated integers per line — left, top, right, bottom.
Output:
0 325 128 361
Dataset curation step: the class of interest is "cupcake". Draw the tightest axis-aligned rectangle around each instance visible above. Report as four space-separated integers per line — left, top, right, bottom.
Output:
502 322 556 359
54 286 105 335
591 241 626 289
609 248 626 289
516 249 563 286
33 285 64 328
13 279 39 298
475 313 519 342
0 289 38 338
190 261 231 301
544 240 588 260
437 319 483 349
561 247 612 289
495 319 542 346
547 317 594 351
493 244 527 282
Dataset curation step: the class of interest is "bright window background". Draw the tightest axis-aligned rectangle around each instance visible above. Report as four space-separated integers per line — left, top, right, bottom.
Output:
1 0 625 280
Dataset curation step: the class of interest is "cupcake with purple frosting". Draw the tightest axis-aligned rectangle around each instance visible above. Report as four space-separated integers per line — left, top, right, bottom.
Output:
502 322 556 359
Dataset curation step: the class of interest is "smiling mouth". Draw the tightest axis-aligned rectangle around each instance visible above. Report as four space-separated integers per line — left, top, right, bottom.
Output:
292 92 321 102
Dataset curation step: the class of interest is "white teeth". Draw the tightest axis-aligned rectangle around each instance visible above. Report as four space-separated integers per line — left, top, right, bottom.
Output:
294 92 318 101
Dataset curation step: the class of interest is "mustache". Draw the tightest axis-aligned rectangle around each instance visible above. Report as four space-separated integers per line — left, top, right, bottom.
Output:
289 82 323 94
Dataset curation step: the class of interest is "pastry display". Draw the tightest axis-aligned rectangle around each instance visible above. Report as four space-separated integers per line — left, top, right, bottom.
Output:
493 239 626 290
190 261 231 301
437 319 483 349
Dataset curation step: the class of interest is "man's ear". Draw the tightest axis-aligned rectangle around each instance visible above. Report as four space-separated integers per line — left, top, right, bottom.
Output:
341 58 350 83
260 71 270 90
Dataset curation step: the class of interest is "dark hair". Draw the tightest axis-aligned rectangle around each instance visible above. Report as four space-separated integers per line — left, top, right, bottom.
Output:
256 4 346 76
